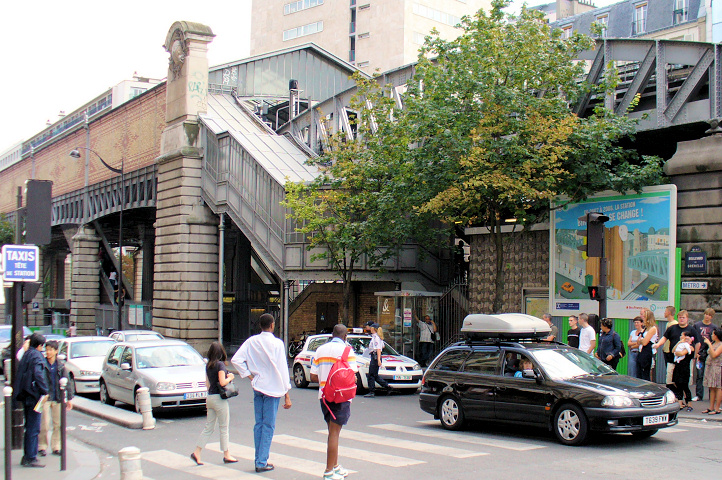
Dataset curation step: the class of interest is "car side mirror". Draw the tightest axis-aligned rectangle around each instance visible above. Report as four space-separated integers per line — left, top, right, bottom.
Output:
203 358 208 364
522 369 536 379
120 362 132 371
58 354 67 361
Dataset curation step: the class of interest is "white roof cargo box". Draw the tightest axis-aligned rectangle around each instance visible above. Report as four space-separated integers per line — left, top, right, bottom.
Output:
460 313 551 339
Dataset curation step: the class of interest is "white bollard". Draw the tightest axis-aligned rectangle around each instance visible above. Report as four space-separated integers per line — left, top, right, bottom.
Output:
136 387 155 430
3 359 10 383
118 446 143 480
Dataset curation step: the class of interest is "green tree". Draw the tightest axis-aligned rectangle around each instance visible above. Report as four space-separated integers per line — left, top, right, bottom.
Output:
403 0 663 312
0 214 13 247
283 73 439 322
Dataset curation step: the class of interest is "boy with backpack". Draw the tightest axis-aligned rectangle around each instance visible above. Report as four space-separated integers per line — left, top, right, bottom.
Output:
310 324 358 480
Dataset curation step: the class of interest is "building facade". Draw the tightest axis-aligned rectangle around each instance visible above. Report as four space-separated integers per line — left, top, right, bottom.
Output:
250 0 491 74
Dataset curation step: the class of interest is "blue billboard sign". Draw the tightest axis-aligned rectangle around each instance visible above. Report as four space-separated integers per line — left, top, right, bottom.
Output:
2 245 40 282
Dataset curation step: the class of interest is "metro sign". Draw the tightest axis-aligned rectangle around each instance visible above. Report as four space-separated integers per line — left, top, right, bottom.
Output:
2 245 39 282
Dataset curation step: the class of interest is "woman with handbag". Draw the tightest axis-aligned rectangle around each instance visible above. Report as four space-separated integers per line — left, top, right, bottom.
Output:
191 342 237 465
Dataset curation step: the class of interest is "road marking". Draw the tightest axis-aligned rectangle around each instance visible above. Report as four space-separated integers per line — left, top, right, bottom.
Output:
677 421 722 429
143 450 259 479
316 428 486 458
372 423 545 451
273 434 424 467
205 442 356 475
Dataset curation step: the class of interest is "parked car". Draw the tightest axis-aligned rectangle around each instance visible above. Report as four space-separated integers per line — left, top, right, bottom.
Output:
58 337 116 394
0 325 33 374
419 313 679 445
293 332 423 393
561 282 574 293
109 330 164 342
99 339 207 412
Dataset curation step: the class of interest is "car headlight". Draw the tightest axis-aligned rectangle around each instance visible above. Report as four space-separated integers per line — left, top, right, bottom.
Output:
664 390 676 405
79 371 100 377
601 395 634 408
156 382 175 391
412 364 421 371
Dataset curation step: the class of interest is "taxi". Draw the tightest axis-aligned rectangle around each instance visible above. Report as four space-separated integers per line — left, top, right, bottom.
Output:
419 313 679 445
292 330 423 393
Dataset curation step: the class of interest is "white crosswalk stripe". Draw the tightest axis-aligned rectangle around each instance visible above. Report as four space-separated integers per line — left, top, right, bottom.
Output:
372 423 546 451
316 428 487 458
142 450 260 479
677 420 722 429
273 434 424 467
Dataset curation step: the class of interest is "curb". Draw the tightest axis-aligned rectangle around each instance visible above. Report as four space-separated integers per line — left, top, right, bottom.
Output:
678 411 722 423
72 396 144 429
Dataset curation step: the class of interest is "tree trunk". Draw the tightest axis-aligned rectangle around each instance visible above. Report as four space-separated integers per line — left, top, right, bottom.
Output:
492 216 505 314
341 264 354 324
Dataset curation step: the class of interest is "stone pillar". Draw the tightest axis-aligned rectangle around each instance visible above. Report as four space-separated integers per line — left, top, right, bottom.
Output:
153 22 217 352
664 127 722 320
70 226 101 335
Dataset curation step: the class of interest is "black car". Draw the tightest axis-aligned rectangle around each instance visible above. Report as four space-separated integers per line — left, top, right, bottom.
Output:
419 340 679 445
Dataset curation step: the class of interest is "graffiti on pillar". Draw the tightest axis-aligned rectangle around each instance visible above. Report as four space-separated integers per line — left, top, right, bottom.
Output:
188 71 207 110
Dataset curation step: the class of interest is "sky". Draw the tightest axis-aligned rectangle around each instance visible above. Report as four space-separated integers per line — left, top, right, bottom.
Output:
1 0 620 153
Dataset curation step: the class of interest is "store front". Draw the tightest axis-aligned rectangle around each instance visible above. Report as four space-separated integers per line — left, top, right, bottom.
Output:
375 290 441 362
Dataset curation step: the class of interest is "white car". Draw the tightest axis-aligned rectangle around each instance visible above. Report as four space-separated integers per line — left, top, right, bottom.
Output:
292 333 423 393
109 330 164 342
58 337 116 394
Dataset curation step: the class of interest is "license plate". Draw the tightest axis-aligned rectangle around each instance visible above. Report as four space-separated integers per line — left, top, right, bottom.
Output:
393 375 411 381
643 414 668 426
184 392 207 400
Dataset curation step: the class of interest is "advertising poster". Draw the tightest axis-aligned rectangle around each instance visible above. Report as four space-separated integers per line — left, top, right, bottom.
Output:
549 185 677 319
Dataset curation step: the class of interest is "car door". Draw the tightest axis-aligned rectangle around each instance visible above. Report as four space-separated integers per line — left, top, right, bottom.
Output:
104 345 124 395
493 349 553 426
116 346 136 404
454 348 500 420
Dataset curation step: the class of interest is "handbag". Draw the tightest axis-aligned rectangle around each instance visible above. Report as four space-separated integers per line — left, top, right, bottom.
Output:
220 381 238 399
434 332 441 341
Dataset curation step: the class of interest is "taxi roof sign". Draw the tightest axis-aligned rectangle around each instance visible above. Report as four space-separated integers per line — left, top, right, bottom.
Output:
460 313 551 339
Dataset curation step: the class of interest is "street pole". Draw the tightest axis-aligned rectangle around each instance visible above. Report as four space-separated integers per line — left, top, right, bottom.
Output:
218 214 224 345
10 187 23 449
59 377 67 471
118 159 124 331
4 385 12 480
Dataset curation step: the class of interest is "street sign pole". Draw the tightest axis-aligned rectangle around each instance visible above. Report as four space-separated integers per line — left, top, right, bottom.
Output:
10 187 23 449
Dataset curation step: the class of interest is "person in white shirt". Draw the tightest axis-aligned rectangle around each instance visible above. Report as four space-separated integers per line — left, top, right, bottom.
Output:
231 314 292 473
578 313 597 354
364 323 390 397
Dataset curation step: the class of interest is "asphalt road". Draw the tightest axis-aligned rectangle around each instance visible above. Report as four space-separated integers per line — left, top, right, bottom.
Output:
66 382 722 480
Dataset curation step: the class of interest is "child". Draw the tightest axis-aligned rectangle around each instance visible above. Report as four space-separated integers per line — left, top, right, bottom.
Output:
672 332 694 411
514 359 534 378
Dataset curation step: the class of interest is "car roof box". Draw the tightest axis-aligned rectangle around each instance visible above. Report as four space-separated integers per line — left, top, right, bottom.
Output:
460 314 551 340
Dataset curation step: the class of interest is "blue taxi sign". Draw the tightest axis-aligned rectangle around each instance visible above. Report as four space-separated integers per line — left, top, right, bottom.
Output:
2 245 39 282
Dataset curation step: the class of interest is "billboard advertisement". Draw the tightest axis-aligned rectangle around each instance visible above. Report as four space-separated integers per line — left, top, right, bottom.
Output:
549 185 677 319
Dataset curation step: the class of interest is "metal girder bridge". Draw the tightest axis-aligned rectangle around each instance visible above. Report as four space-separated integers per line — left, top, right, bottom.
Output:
627 249 669 279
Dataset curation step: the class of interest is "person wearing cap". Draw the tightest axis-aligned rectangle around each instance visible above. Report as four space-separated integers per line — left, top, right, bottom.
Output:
364 323 389 398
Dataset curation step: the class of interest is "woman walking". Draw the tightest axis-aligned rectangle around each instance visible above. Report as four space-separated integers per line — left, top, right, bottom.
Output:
635 308 658 381
702 328 722 414
191 342 237 465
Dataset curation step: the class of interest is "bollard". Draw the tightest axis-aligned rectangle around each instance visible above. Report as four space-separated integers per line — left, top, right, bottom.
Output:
59 378 67 471
135 388 155 430
118 446 143 480
3 360 10 384
4 386 12 480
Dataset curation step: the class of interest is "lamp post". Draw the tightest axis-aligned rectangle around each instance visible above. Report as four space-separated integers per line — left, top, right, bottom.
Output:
69 147 124 330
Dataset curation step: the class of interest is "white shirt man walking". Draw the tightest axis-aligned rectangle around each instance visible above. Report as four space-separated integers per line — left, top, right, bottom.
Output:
231 313 292 473
578 313 597 354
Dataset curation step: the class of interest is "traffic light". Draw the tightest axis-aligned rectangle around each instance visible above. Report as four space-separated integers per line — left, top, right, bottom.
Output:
577 212 609 258
588 285 605 301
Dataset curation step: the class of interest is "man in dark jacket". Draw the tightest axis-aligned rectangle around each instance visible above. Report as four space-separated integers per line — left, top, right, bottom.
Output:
596 318 622 369
14 332 48 468
38 340 73 456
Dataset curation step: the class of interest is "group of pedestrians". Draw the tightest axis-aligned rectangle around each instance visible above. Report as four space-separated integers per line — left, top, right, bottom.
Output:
13 332 74 468
192 314 354 479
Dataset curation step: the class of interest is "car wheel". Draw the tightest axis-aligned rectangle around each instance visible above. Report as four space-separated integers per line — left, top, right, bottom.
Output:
355 372 367 395
631 429 658 439
99 380 114 405
293 364 309 388
438 395 465 431
553 403 589 446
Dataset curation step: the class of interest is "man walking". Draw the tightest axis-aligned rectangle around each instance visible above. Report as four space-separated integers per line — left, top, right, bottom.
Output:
38 341 74 457
693 308 716 401
567 315 580 348
578 313 596 355
14 332 48 468
311 324 357 480
542 314 558 342
231 313 292 473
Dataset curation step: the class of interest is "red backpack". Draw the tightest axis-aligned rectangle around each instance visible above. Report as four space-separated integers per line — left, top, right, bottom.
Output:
322 346 357 414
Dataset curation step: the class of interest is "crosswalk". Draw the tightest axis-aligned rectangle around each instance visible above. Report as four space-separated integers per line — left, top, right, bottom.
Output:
140 419 719 479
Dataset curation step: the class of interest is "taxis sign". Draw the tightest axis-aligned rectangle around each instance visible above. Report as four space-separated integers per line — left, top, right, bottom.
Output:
2 245 40 282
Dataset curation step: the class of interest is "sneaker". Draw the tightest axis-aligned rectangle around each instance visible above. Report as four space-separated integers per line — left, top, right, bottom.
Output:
38 450 46 457
692 396 700 402
333 464 349 477
323 470 343 480
364 393 375 398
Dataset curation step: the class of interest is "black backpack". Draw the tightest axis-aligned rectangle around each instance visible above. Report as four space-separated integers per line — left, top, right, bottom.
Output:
616 332 626 358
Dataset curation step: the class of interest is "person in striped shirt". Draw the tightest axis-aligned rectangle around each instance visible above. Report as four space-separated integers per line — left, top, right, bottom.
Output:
311 325 358 480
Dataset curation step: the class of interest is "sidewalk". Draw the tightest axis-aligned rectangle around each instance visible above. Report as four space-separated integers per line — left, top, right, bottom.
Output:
0 439 101 480
678 403 722 423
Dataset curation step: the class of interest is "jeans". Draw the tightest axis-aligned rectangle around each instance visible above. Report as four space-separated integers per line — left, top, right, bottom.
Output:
696 359 706 400
253 390 280 468
627 350 639 378
196 394 230 451
23 402 43 461
419 342 434 367
367 358 389 393
39 401 62 452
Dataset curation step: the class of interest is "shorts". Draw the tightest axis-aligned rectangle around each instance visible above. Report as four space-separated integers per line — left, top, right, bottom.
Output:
320 399 351 426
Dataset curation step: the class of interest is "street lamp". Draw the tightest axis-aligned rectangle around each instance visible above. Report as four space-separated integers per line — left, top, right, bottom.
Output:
69 147 125 330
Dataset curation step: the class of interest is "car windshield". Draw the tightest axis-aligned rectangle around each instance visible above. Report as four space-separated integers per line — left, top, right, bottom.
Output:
532 348 617 380
0 326 32 343
125 333 162 342
135 345 204 369
347 337 399 356
70 341 114 359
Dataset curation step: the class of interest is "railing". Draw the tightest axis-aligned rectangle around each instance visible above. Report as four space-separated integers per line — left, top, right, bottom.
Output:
437 275 469 349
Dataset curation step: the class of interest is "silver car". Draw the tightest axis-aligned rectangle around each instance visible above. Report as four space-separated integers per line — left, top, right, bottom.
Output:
109 330 164 342
58 337 116 394
99 339 207 412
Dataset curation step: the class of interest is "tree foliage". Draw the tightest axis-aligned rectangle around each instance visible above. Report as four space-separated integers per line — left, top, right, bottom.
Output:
0 214 13 247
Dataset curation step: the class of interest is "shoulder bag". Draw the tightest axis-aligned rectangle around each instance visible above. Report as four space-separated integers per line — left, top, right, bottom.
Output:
220 380 238 399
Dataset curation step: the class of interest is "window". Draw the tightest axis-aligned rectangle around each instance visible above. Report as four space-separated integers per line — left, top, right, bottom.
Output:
412 3 461 27
284 0 323 15
107 345 123 366
633 3 647 35
121 347 133 367
283 21 323 41
673 0 688 25
561 25 573 39
357 60 370 67
358 32 370 39
434 349 469 372
595 14 608 37
463 350 500 375
129 87 146 99
307 338 330 352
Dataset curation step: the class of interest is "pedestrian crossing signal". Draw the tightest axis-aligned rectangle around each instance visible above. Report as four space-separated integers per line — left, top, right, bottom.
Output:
588 286 605 301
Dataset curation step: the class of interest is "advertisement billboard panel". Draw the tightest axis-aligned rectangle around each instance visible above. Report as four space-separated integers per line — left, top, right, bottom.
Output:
549 185 677 319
